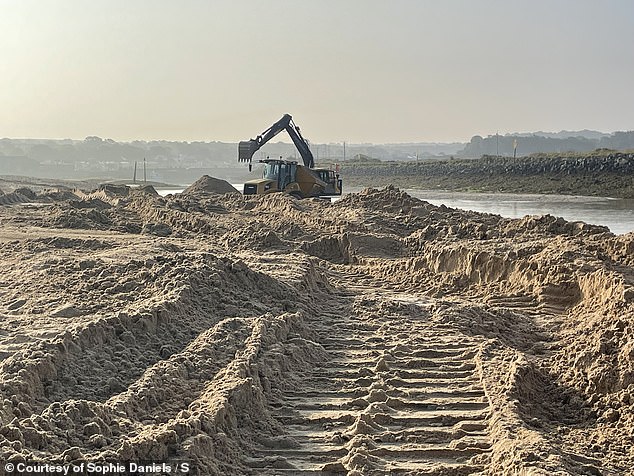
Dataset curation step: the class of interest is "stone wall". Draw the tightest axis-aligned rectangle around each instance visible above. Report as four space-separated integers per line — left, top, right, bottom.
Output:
342 153 634 178
340 153 634 198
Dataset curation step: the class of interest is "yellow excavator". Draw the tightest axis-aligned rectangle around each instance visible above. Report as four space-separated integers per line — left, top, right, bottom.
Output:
238 114 342 199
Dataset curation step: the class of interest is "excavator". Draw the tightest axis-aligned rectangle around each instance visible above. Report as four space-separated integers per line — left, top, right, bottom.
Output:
238 114 342 198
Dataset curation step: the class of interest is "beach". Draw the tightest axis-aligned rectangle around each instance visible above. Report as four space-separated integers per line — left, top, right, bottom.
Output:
0 181 632 474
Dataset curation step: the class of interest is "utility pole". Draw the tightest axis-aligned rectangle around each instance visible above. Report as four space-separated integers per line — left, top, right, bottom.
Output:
343 141 346 162
143 158 147 184
496 131 499 157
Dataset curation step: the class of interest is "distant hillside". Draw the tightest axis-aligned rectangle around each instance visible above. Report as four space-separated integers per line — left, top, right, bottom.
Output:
2 130 634 183
510 130 609 140
459 131 634 157
0 137 465 182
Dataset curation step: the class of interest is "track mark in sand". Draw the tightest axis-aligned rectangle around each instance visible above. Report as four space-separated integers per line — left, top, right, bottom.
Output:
248 293 492 475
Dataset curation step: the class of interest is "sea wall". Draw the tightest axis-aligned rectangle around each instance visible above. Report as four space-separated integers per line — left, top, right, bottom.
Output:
340 153 634 197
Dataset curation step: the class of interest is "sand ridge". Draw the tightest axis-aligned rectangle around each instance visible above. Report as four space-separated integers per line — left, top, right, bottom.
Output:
0 184 632 474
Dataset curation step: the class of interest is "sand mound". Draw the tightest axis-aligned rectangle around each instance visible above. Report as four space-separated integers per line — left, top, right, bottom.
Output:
38 189 81 202
183 175 238 195
0 185 632 474
99 183 131 197
134 184 160 196
0 187 37 205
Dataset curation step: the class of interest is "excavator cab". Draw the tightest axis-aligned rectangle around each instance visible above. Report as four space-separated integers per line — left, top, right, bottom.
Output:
243 159 305 196
314 169 343 195
263 161 297 190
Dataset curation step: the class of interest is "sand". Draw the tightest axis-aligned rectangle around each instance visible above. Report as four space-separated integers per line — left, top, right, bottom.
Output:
183 175 239 195
0 183 632 475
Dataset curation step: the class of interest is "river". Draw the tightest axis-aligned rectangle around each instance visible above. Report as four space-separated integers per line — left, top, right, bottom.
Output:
157 186 634 235
402 189 634 235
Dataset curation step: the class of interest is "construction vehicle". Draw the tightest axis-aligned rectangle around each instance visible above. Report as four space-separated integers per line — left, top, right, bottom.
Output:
238 114 342 198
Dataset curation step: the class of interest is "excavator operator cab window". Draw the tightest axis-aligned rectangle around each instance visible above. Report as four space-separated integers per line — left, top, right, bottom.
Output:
317 170 333 183
279 162 296 190
263 162 280 181
263 161 297 191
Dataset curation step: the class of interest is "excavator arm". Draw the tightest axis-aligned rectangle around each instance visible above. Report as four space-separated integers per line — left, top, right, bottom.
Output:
238 114 315 168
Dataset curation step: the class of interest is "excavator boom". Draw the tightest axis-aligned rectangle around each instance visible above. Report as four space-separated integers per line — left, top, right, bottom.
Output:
238 114 314 168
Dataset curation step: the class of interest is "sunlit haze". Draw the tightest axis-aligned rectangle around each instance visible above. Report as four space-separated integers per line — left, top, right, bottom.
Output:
2 0 633 143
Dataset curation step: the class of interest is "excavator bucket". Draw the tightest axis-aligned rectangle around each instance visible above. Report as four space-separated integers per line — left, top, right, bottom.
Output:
238 140 259 162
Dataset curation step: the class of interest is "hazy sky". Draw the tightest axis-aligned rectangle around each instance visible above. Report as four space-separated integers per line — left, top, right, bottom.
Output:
2 0 633 143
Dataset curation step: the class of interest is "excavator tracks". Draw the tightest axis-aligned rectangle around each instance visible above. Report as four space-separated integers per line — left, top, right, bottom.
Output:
247 288 492 475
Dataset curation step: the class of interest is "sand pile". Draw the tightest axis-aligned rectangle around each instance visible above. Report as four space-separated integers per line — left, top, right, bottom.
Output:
0 185 632 474
38 189 81 202
0 188 37 205
136 184 160 196
183 175 238 195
